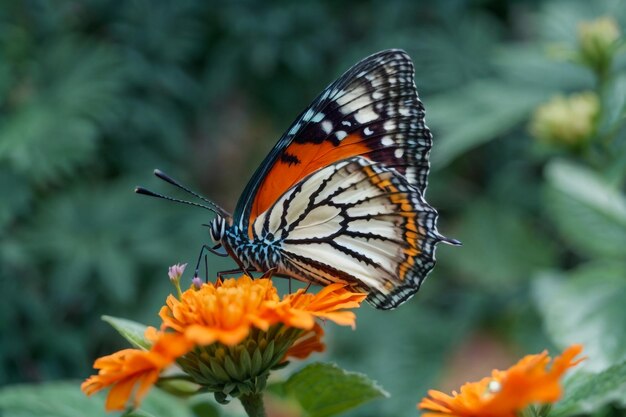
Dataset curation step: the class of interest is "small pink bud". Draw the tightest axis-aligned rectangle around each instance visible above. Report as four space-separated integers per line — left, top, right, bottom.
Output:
168 263 187 282
192 276 203 290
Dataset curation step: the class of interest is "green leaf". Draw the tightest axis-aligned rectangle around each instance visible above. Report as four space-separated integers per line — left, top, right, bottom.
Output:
102 315 151 350
532 261 626 371
598 74 626 137
0 380 198 417
428 81 546 168
551 360 626 417
0 167 31 230
0 382 109 417
135 388 196 417
189 395 221 417
544 160 626 258
123 410 157 417
282 363 388 417
0 40 125 185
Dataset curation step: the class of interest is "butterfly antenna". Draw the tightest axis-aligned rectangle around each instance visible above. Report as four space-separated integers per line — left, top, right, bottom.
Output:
153 169 230 218
135 186 222 213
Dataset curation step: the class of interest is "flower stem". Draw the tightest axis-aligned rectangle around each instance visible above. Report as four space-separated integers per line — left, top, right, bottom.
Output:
239 392 266 417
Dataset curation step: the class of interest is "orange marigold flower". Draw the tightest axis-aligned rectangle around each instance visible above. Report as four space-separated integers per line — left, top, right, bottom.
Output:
83 272 366 411
418 344 585 417
160 276 279 346
159 277 366 345
284 323 326 360
81 329 192 411
275 283 367 329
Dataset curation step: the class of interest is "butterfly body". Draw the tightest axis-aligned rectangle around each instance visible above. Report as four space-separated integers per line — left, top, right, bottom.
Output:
142 49 459 310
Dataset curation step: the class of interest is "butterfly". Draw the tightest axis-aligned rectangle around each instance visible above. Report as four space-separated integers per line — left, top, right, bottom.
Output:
137 49 459 310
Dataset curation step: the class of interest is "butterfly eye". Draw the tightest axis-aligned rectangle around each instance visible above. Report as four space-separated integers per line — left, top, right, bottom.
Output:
209 217 225 243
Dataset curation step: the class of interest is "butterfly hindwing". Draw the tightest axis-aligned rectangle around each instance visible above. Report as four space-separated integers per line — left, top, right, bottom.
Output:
234 49 433 234
251 156 441 309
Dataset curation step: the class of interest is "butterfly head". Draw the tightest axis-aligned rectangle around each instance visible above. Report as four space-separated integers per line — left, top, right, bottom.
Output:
209 215 227 244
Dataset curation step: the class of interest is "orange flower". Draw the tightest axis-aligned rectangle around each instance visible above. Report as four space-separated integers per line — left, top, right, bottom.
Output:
284 323 326 360
418 344 585 417
159 277 366 345
83 273 366 411
81 329 192 411
160 276 279 346
274 283 367 329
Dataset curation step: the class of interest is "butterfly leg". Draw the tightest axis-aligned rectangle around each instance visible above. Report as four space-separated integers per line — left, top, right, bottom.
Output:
217 268 245 281
260 268 276 279
193 244 228 282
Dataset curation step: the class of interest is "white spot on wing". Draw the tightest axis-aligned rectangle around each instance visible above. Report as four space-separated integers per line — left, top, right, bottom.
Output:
321 120 333 134
381 136 394 146
364 127 373 136
395 148 404 158
354 107 379 123
311 112 325 123
302 109 315 122
289 122 301 135
336 86 365 106
384 120 396 131
399 107 411 117
340 95 372 115
335 130 347 140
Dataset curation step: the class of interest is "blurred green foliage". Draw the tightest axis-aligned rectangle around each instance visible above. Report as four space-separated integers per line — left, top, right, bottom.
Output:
1 0 626 416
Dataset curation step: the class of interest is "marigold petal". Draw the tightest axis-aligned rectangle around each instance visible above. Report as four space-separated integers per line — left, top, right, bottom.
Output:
82 330 191 411
214 326 252 346
421 413 452 417
105 376 137 411
134 371 161 407
418 395 454 413
184 325 219 345
284 323 325 360
552 344 585 373
417 345 585 417
311 311 357 328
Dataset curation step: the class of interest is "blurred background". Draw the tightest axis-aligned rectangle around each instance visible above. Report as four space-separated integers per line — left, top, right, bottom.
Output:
1 0 625 416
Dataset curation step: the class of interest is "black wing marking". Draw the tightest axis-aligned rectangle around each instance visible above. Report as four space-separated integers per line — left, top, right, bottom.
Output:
234 49 433 230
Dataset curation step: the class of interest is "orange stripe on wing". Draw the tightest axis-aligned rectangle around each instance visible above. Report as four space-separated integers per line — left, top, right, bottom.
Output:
362 166 420 282
248 133 371 236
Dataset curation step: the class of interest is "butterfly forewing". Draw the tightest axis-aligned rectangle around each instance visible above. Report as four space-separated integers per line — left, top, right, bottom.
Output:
234 49 433 233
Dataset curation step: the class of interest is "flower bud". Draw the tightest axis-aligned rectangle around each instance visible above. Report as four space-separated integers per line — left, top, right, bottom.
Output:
529 92 599 147
192 275 203 290
578 17 621 74
168 263 187 283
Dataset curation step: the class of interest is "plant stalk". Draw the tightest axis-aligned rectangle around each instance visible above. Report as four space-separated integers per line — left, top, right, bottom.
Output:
239 392 267 417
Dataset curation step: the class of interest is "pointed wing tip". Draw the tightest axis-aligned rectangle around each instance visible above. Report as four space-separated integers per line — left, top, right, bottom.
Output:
435 232 461 246
441 237 462 246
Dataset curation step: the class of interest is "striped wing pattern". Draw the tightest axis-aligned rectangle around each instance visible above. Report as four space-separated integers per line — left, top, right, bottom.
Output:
219 49 456 309
236 49 433 230
250 156 441 309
